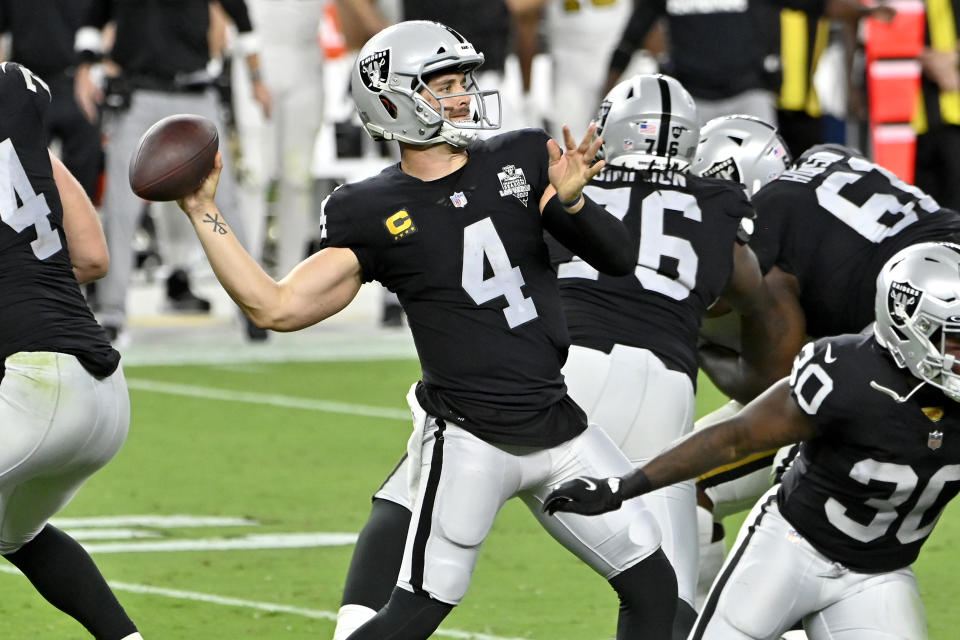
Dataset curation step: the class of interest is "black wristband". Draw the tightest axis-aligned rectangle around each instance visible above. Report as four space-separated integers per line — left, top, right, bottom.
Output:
559 193 583 208
621 469 654 499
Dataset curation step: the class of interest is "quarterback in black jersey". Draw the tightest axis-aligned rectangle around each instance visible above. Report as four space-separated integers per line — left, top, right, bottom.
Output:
177 21 678 640
0 63 141 639
545 74 776 635
546 241 960 639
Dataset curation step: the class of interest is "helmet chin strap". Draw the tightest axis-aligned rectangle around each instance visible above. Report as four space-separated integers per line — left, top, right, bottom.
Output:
869 379 927 403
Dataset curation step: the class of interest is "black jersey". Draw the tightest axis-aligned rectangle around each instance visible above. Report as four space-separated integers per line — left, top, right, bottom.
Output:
778 332 960 573
549 168 752 383
319 129 586 447
0 62 118 381
750 145 960 338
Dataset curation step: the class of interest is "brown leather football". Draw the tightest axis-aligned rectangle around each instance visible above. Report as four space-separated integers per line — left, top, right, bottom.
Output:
128 114 219 201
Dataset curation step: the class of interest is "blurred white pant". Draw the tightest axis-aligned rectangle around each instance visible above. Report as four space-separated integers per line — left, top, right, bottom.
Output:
233 0 323 276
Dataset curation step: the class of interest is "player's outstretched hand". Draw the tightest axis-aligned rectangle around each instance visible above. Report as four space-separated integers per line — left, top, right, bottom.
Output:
177 152 223 218
543 476 623 516
547 124 605 205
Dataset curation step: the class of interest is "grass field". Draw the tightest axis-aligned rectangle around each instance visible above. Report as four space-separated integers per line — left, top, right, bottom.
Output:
0 354 956 639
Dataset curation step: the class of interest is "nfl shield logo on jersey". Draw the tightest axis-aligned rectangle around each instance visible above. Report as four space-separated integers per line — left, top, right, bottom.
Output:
928 430 944 450
450 191 468 208
497 165 532 206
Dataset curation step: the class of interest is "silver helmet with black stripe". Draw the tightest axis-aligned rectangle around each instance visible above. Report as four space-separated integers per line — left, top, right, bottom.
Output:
599 74 698 170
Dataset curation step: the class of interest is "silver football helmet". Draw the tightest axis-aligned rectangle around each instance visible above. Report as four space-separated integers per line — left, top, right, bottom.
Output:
874 242 960 402
691 115 791 196
599 74 698 170
350 21 500 147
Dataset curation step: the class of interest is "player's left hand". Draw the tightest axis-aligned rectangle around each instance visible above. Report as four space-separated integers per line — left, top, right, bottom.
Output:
543 475 623 516
547 124 605 205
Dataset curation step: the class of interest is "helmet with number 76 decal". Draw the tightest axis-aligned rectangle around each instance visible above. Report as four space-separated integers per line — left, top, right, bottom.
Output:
599 74 698 171
874 241 960 402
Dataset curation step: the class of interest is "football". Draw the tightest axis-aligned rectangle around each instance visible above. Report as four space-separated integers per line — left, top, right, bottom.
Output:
128 114 219 201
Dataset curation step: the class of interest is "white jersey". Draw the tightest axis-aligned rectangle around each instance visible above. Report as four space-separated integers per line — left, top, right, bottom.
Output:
544 0 633 138
545 0 632 47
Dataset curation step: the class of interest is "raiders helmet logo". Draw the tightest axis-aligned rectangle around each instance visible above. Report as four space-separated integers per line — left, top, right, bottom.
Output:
888 281 921 325
671 125 688 139
595 99 613 132
359 49 390 93
700 157 741 184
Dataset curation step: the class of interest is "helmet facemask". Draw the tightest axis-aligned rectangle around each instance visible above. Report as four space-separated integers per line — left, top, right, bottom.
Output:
408 66 501 147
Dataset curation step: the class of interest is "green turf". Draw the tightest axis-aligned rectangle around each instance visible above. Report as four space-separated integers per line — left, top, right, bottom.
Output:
0 361 956 638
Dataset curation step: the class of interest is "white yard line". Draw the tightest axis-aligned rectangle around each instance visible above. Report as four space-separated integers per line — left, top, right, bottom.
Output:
126 378 411 421
78 532 358 553
53 515 258 528
0 566 527 640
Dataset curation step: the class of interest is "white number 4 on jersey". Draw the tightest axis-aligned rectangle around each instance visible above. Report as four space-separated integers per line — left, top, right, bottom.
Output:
0 138 61 260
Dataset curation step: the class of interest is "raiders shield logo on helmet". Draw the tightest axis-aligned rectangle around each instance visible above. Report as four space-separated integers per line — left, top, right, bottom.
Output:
888 281 921 325
359 49 390 92
700 157 741 184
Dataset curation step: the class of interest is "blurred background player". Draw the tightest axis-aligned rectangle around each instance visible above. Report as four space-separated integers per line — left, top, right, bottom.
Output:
604 0 895 128
0 61 141 640
507 0 636 141
224 0 324 279
548 74 779 638
74 0 270 343
0 0 103 201
913 0 960 213
546 241 960 640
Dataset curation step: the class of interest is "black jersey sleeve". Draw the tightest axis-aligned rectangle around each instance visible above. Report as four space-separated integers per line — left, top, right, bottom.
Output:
748 180 793 274
0 62 50 125
788 337 857 428
541 193 636 276
317 183 378 283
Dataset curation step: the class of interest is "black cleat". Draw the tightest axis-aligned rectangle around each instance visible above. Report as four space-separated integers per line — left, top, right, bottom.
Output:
165 269 212 313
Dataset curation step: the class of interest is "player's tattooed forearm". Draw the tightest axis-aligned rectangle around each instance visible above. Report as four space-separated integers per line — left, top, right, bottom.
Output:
202 213 229 235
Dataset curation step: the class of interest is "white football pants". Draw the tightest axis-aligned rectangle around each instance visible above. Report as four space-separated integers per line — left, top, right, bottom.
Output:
694 487 927 639
378 384 662 605
562 344 699 608
0 352 129 554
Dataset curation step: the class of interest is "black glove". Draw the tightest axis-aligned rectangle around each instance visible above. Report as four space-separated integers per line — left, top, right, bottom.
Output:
543 476 624 516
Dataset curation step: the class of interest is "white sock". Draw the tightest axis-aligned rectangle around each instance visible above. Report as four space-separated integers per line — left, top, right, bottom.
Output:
696 505 726 610
332 604 377 640
120 634 144 640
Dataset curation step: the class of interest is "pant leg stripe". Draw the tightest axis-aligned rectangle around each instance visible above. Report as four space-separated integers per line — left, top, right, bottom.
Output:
409 419 446 595
690 493 777 639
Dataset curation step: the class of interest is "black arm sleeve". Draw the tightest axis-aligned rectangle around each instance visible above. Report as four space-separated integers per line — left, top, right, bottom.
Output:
608 0 663 76
82 0 111 29
542 194 636 276
220 0 254 33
